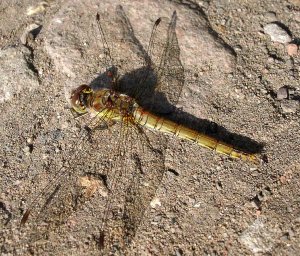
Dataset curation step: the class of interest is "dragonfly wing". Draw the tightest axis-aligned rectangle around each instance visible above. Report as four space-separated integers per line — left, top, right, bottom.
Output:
94 119 167 253
91 5 153 92
22 172 80 241
147 11 184 113
94 7 184 114
123 11 185 114
19 123 108 247
153 11 185 111
122 125 166 247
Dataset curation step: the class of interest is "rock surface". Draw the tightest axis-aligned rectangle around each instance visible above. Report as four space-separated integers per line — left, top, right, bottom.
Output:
264 23 292 44
1 0 300 255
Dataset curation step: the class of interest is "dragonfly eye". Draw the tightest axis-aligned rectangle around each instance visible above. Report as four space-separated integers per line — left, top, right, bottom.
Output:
70 84 92 114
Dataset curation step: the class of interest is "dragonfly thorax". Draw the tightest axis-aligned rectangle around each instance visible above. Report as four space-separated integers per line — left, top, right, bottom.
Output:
93 89 138 117
71 85 139 119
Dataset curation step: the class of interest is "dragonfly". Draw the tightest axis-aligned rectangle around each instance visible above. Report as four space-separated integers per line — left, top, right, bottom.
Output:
20 5 259 254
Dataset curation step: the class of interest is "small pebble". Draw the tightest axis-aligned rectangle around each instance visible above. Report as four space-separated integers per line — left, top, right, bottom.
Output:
277 86 289 100
286 43 299 56
281 233 289 241
281 100 299 113
150 197 161 208
26 137 33 144
20 23 41 45
288 88 295 96
264 11 277 22
14 180 21 185
22 146 31 153
216 181 222 190
175 248 183 256
27 2 49 16
263 23 292 44
262 188 271 198
193 202 201 208
267 56 274 63
234 45 242 52
260 88 268 94
250 200 259 209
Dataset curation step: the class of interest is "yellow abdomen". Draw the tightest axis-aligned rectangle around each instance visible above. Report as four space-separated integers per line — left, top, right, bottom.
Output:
133 107 258 163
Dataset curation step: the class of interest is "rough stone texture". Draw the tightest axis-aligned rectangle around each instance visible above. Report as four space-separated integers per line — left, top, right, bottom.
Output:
0 46 39 103
286 43 299 56
1 0 300 255
263 23 292 44
277 86 289 100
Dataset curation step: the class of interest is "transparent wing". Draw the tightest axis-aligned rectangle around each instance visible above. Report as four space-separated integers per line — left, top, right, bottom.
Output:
94 119 167 253
71 5 184 114
19 113 112 246
150 11 185 111
21 169 84 242
89 5 152 92
122 128 166 247
119 11 185 114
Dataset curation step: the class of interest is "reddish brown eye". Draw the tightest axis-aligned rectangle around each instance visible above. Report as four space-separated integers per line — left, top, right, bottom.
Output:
70 84 91 113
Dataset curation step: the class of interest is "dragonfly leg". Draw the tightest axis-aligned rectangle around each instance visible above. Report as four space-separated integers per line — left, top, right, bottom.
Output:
93 120 116 131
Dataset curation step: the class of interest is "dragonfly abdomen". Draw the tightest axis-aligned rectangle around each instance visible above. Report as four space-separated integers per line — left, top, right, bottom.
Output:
134 107 258 163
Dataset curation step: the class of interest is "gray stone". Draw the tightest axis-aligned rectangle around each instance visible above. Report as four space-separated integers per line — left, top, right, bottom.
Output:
281 100 299 113
277 86 288 100
264 23 292 44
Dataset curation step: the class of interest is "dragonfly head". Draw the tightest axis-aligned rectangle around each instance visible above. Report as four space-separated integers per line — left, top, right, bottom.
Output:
70 84 93 114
